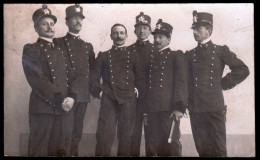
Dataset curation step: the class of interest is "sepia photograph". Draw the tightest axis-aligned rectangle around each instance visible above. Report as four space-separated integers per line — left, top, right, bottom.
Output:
4 3 254 157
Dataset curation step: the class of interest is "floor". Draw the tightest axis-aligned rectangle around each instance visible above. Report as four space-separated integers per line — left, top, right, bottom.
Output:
19 133 255 157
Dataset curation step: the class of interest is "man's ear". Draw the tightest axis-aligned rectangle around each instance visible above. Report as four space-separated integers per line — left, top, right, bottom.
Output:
167 36 171 43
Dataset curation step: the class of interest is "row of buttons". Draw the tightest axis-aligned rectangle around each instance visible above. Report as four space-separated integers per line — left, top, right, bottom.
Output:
193 45 217 87
149 51 170 89
108 50 132 85
64 38 90 78
40 43 69 107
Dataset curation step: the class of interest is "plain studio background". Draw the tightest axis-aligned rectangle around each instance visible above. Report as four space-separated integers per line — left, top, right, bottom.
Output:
4 3 254 156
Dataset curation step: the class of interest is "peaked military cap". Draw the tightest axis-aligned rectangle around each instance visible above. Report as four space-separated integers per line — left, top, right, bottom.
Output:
32 4 57 27
191 10 213 28
66 4 85 20
134 12 151 27
152 19 173 37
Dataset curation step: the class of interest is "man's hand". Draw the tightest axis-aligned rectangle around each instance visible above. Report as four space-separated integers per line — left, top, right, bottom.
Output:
99 91 103 99
134 88 139 98
62 97 75 112
170 110 184 121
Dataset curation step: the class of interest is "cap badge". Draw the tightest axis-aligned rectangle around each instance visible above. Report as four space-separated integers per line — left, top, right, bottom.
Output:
138 16 148 24
156 23 162 29
193 15 197 22
43 9 50 14
75 7 80 12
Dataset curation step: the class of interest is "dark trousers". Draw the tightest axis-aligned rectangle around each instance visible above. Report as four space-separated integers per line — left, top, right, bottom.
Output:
28 111 74 156
130 103 153 156
147 111 182 156
70 102 88 156
190 109 227 157
95 93 136 156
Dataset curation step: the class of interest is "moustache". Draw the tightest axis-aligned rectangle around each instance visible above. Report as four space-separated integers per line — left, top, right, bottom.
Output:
75 23 82 27
46 30 54 33
116 38 124 41
154 42 161 46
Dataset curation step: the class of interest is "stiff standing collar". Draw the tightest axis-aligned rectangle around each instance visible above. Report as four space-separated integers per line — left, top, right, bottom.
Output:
39 36 53 43
136 39 150 46
112 45 126 51
68 32 80 37
197 40 213 49
137 38 149 42
158 45 170 52
200 37 211 44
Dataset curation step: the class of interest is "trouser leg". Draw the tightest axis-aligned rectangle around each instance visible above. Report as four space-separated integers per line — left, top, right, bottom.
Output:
144 116 155 156
28 113 55 156
208 110 227 157
95 94 117 156
48 110 74 156
130 111 143 156
190 110 226 157
157 112 182 157
70 102 88 156
117 96 136 156
146 112 160 156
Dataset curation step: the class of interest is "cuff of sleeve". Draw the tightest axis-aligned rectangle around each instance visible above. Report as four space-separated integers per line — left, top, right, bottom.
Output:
174 102 186 114
67 92 77 102
53 92 64 105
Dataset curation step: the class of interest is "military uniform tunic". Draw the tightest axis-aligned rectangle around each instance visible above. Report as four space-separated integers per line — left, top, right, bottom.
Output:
22 38 77 156
147 48 188 113
185 41 250 113
185 41 249 157
91 46 146 156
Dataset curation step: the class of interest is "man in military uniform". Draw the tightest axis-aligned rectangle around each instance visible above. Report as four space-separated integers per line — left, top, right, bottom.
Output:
22 4 77 156
91 23 146 156
185 10 250 157
146 19 188 156
129 12 154 156
56 4 95 156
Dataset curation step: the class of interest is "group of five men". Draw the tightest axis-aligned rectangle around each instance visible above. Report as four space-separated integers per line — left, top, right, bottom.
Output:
22 4 249 157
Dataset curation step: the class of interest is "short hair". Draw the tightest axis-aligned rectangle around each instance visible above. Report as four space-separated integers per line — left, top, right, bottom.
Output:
111 23 127 35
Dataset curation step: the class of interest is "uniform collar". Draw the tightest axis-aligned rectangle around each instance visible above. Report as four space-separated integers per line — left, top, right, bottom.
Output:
136 39 150 46
112 45 126 51
39 36 53 43
200 37 211 44
66 32 80 40
158 45 170 52
197 40 213 49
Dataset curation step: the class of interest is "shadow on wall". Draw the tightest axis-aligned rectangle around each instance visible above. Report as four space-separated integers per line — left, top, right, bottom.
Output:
19 134 255 157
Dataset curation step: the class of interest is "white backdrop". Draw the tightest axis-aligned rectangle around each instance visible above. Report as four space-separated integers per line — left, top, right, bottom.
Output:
4 3 254 155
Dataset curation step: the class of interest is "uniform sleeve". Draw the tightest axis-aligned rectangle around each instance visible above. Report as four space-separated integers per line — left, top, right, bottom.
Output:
88 43 96 90
133 51 147 100
172 50 189 113
221 45 250 90
90 51 103 98
22 44 64 105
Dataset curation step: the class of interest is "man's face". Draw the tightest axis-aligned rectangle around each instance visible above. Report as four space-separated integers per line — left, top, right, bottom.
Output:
153 33 171 50
110 26 128 46
66 15 83 34
35 17 55 38
193 25 211 42
134 25 151 40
